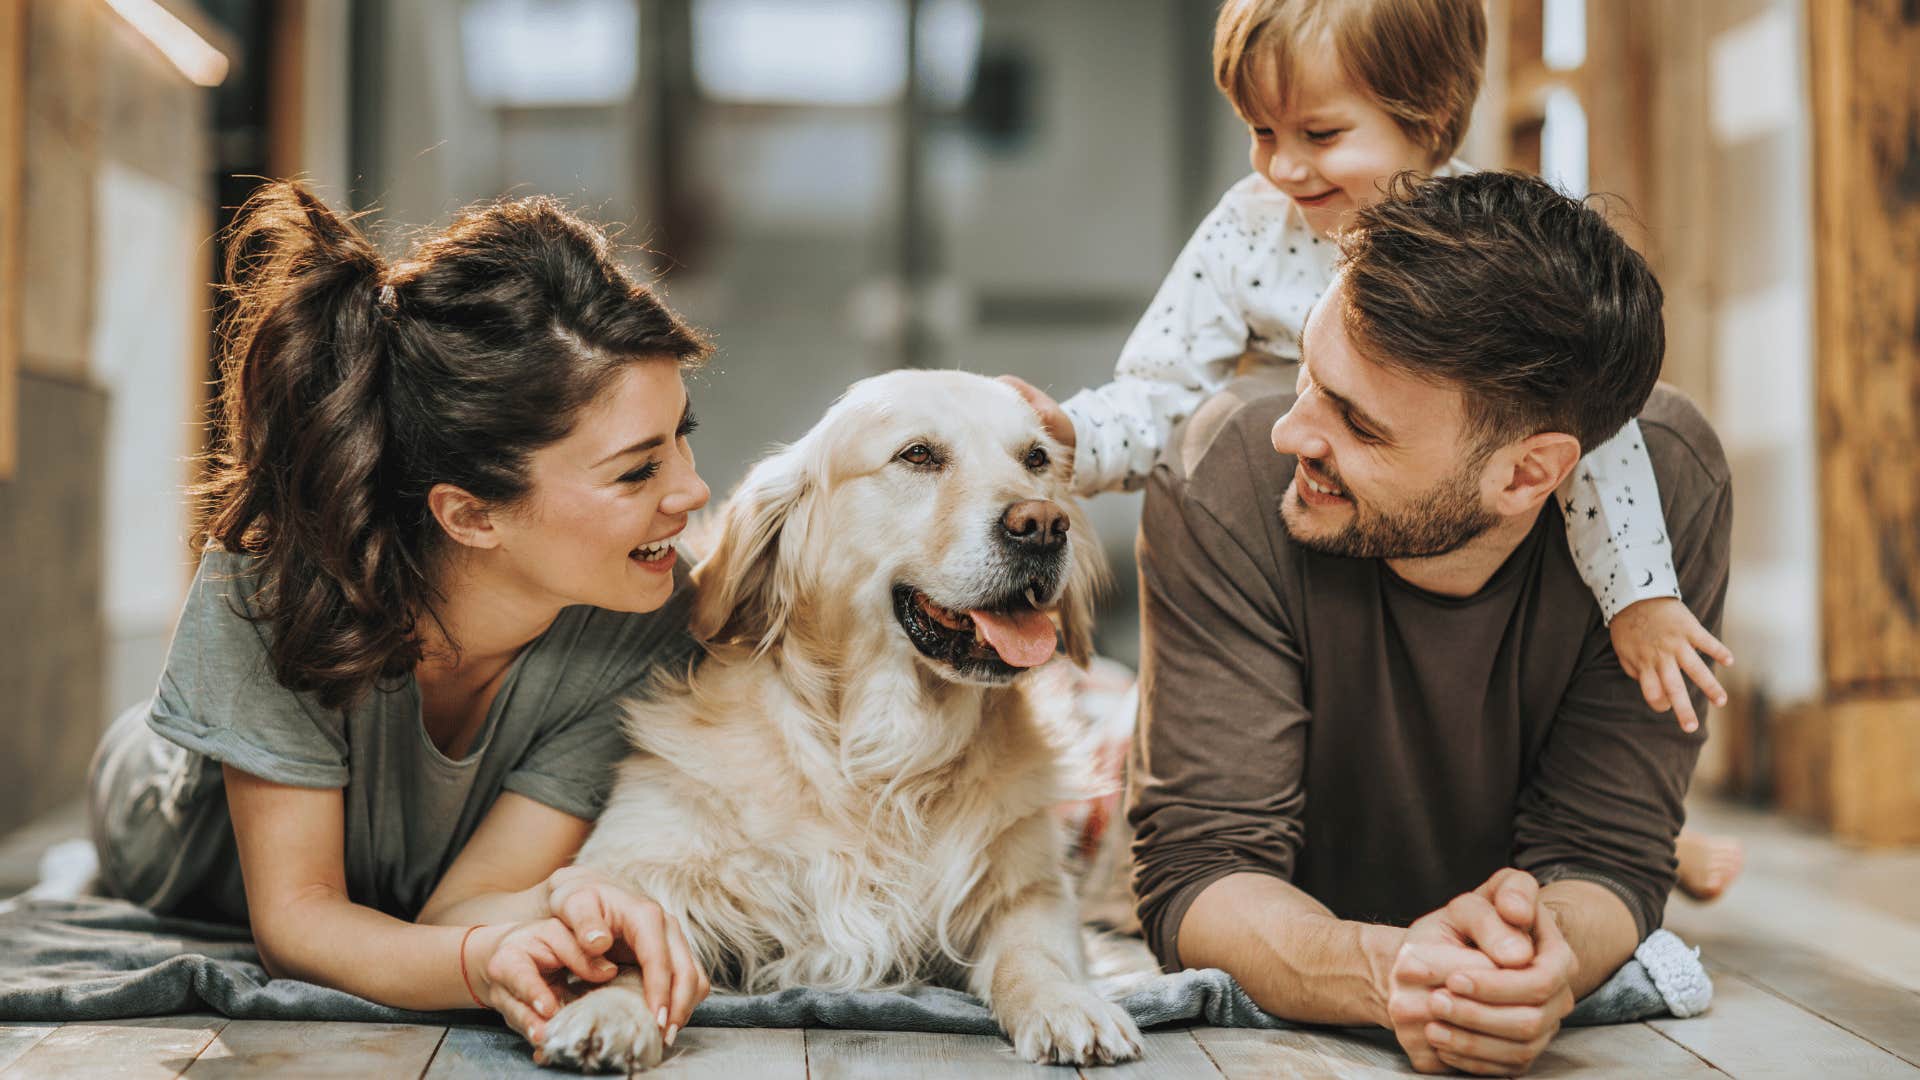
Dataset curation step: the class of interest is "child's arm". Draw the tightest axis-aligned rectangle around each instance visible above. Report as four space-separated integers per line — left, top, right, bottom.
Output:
1056 200 1265 495
1558 419 1734 731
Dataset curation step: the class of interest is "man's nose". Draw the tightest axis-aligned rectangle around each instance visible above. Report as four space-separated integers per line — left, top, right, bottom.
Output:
1000 499 1069 553
1271 404 1330 461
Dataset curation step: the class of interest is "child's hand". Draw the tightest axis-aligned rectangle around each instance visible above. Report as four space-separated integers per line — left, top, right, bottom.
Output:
996 375 1076 452
545 867 710 1042
1608 597 1734 733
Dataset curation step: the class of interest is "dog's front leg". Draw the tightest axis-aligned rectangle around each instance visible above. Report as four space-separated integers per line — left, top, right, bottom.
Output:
969 877 1143 1066
539 969 665 1074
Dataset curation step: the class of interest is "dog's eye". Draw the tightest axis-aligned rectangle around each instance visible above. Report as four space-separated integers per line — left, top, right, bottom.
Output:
897 443 936 467
1024 445 1050 471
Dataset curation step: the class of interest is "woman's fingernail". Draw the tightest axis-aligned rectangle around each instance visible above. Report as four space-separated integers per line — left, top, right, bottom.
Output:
666 1024 680 1047
539 999 554 1017
587 930 610 946
1429 1025 1452 1045
597 960 617 975
1448 974 1474 995
657 1006 669 1029
1430 991 1452 1017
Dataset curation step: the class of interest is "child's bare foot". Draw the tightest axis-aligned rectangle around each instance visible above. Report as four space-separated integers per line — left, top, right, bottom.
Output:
1676 830 1745 901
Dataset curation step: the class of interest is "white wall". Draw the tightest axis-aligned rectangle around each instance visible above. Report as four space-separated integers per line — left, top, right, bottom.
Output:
1705 1 1821 706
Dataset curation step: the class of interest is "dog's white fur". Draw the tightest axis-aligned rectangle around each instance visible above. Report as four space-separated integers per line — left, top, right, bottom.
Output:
539 370 1142 1071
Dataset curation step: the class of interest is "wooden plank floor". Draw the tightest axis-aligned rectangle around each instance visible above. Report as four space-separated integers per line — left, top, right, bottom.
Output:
2 797 1915 1078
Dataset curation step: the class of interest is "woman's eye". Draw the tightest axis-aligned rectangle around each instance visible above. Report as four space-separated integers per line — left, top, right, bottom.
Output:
1306 128 1342 142
1024 445 1050 470
898 443 934 466
1251 127 1274 140
619 461 661 484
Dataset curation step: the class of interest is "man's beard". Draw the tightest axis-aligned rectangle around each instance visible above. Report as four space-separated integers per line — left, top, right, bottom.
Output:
1280 458 1500 560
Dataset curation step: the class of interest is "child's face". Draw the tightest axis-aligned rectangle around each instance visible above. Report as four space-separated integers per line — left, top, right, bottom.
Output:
1242 44 1445 237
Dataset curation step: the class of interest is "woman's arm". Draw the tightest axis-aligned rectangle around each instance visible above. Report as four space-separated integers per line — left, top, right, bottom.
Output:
223 766 604 1017
415 791 594 926
422 792 711 1038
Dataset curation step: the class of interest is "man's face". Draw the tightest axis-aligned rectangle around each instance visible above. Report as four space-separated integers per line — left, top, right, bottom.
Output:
1269 280 1500 559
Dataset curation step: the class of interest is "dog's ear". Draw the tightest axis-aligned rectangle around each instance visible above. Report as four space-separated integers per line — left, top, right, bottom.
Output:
1057 500 1110 668
689 444 812 649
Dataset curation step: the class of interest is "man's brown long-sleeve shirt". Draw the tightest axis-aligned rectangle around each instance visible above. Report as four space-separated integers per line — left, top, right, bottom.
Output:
1128 381 1731 970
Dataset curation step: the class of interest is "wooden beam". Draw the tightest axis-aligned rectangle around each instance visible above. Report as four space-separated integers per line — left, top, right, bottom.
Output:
0 0 23 481
1774 697 1920 847
1809 0 1920 697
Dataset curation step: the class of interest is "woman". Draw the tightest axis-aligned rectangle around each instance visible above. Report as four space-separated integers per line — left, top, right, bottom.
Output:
87 181 710 1047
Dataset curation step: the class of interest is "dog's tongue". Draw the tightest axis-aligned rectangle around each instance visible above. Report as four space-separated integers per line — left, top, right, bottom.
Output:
967 608 1057 668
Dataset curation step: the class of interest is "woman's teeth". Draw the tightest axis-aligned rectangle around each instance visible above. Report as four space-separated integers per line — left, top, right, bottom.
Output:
632 539 674 560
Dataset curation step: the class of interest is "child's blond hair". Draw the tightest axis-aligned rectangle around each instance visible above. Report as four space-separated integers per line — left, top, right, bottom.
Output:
1214 0 1486 161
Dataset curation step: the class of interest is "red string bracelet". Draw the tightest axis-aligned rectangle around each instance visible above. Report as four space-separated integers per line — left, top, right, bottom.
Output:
459 924 488 1009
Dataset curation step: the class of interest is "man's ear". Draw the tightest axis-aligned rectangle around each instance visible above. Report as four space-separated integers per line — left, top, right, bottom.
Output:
1485 432 1582 515
428 483 501 550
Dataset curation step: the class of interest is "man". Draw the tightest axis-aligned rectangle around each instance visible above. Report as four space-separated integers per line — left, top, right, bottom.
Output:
1127 171 1730 1076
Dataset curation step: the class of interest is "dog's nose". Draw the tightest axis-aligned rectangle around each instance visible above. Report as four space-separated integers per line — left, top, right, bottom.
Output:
1000 500 1069 553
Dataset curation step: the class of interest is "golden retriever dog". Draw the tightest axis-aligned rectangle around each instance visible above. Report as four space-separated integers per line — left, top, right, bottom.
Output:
538 370 1144 1071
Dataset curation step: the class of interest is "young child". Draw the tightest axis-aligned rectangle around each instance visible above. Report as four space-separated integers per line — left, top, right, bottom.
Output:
1007 0 1742 901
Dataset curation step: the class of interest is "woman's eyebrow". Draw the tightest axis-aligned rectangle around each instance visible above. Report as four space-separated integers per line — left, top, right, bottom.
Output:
593 399 691 467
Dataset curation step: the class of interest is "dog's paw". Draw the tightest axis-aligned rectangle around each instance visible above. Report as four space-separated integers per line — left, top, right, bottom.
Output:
999 982 1144 1066
538 987 665 1073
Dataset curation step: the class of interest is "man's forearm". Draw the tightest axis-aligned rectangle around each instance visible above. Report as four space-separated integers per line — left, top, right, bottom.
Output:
1540 879 1641 998
1177 872 1405 1027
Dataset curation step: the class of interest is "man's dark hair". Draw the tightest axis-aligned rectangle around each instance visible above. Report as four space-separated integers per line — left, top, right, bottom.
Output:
1337 170 1664 453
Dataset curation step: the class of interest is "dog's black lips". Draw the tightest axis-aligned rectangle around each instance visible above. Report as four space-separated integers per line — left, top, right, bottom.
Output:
892 584 1052 683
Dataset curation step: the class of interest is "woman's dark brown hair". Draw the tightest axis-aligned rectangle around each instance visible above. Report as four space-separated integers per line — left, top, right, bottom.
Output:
203 181 709 709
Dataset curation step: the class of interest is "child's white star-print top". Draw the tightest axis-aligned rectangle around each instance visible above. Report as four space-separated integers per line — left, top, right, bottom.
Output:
1060 168 1681 620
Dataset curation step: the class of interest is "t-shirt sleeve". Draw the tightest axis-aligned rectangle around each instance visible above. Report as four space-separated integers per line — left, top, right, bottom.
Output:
501 571 699 821
1512 392 1732 938
1127 404 1311 971
1060 191 1258 496
146 550 350 788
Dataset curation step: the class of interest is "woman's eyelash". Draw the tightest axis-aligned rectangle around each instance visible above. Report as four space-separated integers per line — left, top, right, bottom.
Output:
619 411 696 484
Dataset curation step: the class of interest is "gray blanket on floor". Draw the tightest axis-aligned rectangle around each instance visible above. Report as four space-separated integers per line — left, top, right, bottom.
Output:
0 897 1708 1031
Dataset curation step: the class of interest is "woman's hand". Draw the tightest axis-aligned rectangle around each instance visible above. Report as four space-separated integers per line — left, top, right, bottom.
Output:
545 867 712 1041
468 918 620 1045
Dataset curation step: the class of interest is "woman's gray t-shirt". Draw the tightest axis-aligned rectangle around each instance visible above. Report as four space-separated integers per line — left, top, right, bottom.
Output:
88 549 696 924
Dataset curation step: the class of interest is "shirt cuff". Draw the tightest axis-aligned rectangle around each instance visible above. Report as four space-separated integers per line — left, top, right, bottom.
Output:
1535 864 1656 940
1145 866 1284 973
1061 393 1111 496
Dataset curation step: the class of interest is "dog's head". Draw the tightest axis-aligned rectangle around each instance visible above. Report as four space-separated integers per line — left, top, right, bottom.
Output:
690 370 1106 685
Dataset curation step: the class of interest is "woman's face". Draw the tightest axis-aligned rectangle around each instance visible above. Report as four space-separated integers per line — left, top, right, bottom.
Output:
492 360 709 615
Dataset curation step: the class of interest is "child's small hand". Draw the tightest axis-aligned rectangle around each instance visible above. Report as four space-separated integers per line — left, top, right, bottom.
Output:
1608 596 1734 732
996 375 1076 452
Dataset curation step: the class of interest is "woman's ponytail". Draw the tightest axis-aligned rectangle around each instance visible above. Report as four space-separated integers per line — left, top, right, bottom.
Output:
203 181 424 708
